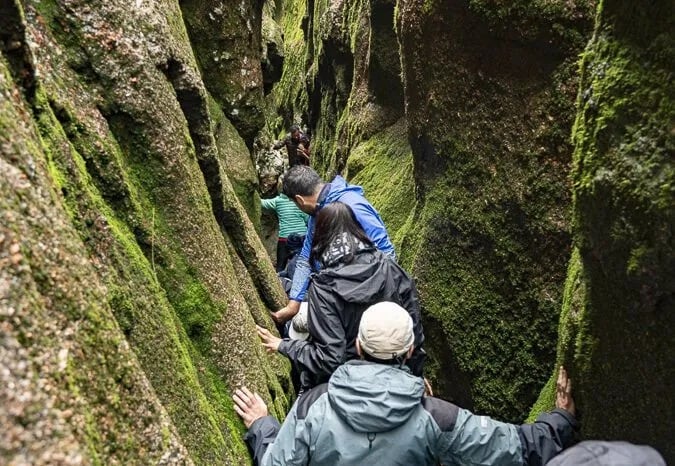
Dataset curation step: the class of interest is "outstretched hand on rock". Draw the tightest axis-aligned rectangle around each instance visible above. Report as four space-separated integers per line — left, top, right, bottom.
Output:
555 366 575 416
257 325 282 353
233 386 268 428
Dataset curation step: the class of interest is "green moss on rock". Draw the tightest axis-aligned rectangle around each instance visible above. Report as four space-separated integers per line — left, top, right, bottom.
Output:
531 0 674 458
2 0 294 463
346 119 415 248
395 0 592 421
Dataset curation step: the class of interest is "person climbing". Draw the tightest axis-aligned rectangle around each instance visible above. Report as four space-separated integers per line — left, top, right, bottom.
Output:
273 124 311 167
256 202 424 390
272 166 396 324
234 302 578 466
261 190 309 272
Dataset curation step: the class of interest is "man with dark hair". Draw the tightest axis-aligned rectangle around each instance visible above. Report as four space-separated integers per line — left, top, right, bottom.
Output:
273 165 396 323
273 125 310 167
234 302 578 466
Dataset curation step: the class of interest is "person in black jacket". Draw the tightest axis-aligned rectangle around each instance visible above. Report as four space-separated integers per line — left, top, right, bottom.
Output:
256 201 425 390
273 125 311 167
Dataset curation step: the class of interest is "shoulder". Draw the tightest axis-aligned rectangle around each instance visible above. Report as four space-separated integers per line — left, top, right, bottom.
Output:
421 397 460 432
296 384 329 420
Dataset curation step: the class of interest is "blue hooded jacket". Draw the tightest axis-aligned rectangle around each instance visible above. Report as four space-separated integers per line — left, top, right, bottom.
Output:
289 176 395 301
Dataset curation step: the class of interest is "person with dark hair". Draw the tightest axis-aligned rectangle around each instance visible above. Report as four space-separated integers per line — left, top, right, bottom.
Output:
273 166 396 324
256 202 422 390
273 125 310 167
235 303 579 466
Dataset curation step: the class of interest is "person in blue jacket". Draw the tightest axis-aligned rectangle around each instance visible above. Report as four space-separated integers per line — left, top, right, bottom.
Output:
272 165 395 323
234 302 578 466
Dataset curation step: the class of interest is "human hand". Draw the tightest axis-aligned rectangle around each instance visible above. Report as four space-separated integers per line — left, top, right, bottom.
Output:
555 366 575 416
423 377 434 397
257 325 282 353
233 386 268 428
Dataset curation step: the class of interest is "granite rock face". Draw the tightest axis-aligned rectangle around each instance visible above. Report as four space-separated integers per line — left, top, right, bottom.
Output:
0 0 290 464
529 1 674 461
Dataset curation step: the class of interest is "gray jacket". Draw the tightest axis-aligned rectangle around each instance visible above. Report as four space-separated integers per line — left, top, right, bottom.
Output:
245 361 577 465
546 441 666 466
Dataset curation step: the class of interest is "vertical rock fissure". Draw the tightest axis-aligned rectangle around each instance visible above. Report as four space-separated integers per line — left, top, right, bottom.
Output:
159 57 286 311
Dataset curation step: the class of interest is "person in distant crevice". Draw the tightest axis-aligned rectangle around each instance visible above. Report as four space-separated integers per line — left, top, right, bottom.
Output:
234 303 579 466
273 124 311 167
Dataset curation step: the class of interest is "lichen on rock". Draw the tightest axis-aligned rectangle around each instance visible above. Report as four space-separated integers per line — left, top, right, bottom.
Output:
1 0 292 463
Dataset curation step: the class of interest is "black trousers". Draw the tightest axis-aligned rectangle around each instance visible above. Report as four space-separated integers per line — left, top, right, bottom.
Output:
276 239 291 272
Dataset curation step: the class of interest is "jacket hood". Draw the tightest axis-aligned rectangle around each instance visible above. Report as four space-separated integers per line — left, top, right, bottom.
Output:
319 232 371 268
323 176 364 205
328 361 424 433
316 250 389 303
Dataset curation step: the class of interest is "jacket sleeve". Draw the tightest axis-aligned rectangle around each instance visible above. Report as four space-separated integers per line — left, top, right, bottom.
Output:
343 193 394 256
278 284 346 382
272 136 288 150
517 409 578 466
244 416 281 465
289 217 315 301
252 404 314 466
437 408 523 466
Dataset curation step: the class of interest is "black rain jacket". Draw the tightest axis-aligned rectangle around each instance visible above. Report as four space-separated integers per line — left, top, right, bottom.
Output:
278 245 425 389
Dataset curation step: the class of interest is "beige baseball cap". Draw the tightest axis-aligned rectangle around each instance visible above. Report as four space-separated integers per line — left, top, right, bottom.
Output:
358 301 414 360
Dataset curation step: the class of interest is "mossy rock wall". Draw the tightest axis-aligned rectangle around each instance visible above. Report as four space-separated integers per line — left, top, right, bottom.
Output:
393 0 595 421
1 0 291 464
530 0 674 460
180 0 266 145
264 0 594 423
264 0 404 173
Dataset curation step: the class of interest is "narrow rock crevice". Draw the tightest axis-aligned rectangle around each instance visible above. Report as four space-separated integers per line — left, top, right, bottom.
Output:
159 57 286 311
0 0 36 99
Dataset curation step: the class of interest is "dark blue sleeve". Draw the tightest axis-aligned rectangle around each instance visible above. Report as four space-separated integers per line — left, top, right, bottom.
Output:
244 416 282 465
517 409 578 466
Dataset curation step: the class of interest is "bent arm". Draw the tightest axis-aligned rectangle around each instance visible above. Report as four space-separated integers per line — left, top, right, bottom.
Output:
273 137 288 150
278 287 346 383
343 193 394 256
246 406 312 466
245 416 282 465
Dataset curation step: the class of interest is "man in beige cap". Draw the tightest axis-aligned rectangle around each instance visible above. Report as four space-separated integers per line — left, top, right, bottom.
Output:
234 302 577 466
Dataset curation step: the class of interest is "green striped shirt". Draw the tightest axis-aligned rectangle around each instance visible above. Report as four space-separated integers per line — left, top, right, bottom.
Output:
261 194 309 238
